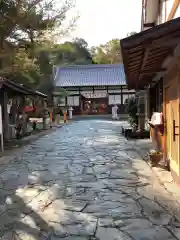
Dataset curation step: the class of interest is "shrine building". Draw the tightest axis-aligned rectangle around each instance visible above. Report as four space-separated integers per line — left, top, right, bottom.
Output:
53 64 135 115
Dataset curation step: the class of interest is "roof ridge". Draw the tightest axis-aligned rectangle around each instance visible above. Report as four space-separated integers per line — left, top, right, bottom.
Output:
56 64 123 69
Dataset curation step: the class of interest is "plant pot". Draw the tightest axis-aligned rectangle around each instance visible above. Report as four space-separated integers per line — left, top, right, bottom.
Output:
124 128 132 138
149 152 163 166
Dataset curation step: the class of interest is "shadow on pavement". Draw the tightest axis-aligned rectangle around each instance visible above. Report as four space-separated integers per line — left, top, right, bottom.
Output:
0 119 179 239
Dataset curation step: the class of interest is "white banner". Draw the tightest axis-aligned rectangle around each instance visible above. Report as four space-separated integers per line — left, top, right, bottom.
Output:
81 90 107 98
114 95 121 104
59 97 66 106
67 96 74 106
74 96 79 106
67 96 79 106
108 95 114 105
0 105 2 135
108 95 121 104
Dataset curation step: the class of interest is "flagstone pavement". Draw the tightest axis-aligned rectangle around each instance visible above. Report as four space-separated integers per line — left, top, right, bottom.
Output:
0 120 180 239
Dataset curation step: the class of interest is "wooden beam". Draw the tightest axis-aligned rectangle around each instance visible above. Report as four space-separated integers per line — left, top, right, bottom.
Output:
143 62 166 70
128 67 139 73
143 58 166 66
129 59 142 65
147 54 168 62
137 45 150 87
126 46 143 54
127 52 142 58
140 68 166 75
139 46 151 76
143 22 155 28
122 22 180 49
128 56 142 61
153 37 180 48
149 48 170 55
149 29 180 47
128 63 140 69
139 46 167 80
167 0 180 21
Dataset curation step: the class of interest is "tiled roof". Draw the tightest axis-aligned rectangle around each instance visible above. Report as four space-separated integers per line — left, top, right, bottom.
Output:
0 78 47 98
54 64 126 87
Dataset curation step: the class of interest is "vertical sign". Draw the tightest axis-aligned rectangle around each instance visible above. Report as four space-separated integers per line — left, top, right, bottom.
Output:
0 105 4 152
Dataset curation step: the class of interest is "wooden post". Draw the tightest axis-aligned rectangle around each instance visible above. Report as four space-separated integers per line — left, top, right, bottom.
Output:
11 98 17 124
3 91 10 140
63 112 67 123
137 90 146 131
50 108 53 128
21 95 27 136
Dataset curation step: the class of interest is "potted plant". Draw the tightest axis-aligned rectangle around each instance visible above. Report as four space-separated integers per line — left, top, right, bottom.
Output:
149 149 163 166
125 97 138 135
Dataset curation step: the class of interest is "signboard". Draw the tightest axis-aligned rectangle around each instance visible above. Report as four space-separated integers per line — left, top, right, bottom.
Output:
108 95 121 105
81 90 107 98
108 95 114 104
67 96 79 106
150 112 163 125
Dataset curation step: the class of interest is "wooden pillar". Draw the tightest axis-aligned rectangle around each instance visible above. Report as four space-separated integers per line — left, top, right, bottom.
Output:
80 99 83 114
11 98 17 124
43 99 49 130
21 95 27 136
120 86 123 105
144 88 150 130
3 91 10 140
137 90 146 131
144 89 150 120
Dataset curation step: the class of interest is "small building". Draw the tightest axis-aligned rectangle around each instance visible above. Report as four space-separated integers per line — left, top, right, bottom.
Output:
120 0 180 182
53 64 135 115
0 79 47 141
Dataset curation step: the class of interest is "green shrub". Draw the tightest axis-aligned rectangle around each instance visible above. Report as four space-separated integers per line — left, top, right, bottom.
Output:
125 97 138 128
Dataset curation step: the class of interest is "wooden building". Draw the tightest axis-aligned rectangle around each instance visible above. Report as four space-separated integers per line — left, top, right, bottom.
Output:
53 64 135 115
121 0 180 182
0 79 47 141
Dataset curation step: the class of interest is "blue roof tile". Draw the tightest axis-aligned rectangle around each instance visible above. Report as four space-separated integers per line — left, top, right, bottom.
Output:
54 64 126 87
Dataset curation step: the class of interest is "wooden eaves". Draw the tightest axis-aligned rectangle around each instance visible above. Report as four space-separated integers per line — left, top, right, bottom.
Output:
120 17 180 89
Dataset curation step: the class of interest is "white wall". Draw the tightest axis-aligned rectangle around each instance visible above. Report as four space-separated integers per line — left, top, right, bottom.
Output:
166 0 175 19
161 0 167 23
145 0 159 23
174 4 180 18
157 0 180 24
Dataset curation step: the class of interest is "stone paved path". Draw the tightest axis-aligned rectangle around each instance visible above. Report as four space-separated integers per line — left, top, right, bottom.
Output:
0 120 180 239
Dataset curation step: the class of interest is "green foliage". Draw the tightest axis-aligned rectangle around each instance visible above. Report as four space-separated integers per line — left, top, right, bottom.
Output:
0 0 137 97
52 38 94 66
0 0 77 91
91 39 122 64
125 97 138 127
54 88 69 108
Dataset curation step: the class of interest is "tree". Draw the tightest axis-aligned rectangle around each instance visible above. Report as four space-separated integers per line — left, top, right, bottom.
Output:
52 38 94 66
91 46 107 64
0 0 77 88
91 39 122 64
127 32 137 37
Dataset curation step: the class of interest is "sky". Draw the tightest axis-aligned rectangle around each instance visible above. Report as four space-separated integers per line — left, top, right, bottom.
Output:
63 0 142 47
